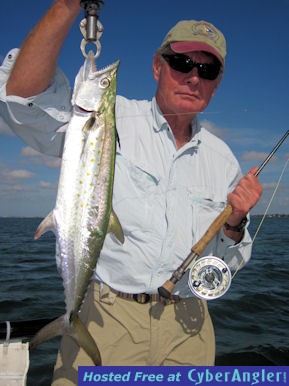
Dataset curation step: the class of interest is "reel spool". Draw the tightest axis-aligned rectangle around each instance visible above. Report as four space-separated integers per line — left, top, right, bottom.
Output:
188 256 231 300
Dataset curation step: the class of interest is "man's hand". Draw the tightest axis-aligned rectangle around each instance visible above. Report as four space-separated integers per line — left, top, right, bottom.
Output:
6 0 81 97
224 166 263 242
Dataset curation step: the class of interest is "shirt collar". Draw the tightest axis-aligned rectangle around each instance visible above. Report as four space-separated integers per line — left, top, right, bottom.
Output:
151 97 168 131
151 97 201 145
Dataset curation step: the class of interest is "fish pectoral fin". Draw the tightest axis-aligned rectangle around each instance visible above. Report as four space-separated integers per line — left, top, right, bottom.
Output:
34 210 56 240
70 312 102 366
107 210 124 244
30 315 67 349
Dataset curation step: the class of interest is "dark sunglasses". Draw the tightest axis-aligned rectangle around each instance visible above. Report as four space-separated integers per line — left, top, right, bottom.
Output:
162 54 221 81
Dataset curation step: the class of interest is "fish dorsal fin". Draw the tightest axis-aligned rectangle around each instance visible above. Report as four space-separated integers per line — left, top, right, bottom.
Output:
108 210 124 244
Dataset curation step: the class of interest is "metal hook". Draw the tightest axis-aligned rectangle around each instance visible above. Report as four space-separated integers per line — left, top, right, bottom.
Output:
80 0 104 39
80 18 103 58
80 0 104 58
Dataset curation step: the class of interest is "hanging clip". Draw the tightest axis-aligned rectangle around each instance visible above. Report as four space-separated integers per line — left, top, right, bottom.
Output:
80 0 104 58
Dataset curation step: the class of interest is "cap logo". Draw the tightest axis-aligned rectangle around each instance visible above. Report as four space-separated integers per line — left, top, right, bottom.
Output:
191 22 219 43
159 20 226 62
205 26 213 33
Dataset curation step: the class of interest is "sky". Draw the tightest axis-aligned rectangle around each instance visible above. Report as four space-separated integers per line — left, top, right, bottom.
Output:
1 0 289 217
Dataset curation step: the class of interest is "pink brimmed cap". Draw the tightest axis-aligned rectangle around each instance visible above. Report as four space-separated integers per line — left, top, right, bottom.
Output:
159 20 226 65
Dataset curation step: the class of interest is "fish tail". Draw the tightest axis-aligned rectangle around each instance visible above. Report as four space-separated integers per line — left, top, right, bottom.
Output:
70 312 102 366
29 314 67 348
29 313 102 366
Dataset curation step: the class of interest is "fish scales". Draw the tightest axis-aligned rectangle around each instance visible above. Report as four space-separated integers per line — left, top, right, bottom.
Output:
30 52 123 366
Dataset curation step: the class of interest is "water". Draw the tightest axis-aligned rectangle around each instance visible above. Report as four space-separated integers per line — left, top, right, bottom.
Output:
210 216 289 366
0 217 289 385
0 218 65 385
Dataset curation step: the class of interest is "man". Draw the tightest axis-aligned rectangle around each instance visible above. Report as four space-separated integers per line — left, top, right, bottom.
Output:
0 0 262 384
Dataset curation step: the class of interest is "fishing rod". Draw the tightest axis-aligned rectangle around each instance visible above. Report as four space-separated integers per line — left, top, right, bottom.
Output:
158 130 289 300
2 135 287 339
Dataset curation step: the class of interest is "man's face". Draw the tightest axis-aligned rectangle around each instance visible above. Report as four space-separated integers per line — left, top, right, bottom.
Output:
153 51 221 119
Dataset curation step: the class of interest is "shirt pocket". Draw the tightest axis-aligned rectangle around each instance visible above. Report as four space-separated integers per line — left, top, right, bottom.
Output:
190 192 226 242
113 153 161 234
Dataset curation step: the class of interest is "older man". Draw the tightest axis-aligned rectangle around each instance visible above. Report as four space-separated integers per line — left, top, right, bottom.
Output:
0 1 262 384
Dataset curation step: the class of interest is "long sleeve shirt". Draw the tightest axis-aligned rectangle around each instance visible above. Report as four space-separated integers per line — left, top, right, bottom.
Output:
0 49 253 297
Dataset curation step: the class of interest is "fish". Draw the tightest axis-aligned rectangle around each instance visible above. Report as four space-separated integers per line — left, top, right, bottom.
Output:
29 51 123 366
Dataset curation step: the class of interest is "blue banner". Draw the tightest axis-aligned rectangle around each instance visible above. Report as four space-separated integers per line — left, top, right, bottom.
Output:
78 366 288 385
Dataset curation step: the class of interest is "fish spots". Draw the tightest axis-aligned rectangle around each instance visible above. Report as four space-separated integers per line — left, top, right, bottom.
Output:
95 228 104 238
80 202 90 208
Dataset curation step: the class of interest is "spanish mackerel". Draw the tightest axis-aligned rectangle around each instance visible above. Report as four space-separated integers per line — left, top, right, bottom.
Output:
30 52 123 366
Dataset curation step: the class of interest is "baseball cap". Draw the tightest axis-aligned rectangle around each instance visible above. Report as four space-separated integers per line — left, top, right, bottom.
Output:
159 20 226 65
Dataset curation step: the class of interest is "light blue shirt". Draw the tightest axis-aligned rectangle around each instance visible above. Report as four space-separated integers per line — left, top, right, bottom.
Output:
0 49 253 297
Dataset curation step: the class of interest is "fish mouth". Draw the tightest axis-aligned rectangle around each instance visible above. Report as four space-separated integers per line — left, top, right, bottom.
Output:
83 50 120 80
94 60 120 75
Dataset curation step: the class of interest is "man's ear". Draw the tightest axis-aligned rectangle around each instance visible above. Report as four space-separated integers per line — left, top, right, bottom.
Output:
152 54 162 82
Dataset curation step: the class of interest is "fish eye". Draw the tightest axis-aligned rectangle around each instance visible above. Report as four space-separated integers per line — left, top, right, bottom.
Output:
100 77 110 88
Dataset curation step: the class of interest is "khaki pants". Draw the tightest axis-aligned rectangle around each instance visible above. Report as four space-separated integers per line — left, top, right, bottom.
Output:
52 282 215 385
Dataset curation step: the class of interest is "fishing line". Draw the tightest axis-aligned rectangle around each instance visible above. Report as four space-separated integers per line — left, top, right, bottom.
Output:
114 106 254 122
252 157 289 244
231 156 289 281
115 110 223 120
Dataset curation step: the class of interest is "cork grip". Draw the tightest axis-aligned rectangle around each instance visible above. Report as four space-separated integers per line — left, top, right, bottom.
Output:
192 203 233 256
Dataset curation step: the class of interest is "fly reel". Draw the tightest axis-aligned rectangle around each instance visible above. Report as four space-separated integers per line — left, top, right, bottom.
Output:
188 256 231 300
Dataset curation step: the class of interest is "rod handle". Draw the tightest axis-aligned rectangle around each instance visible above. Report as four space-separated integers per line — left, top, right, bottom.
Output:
158 280 176 298
192 203 233 256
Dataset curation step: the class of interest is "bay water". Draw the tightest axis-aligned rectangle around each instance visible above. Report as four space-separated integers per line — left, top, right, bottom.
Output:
0 216 289 385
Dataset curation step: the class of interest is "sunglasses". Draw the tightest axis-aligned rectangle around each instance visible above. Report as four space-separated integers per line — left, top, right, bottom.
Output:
162 54 221 81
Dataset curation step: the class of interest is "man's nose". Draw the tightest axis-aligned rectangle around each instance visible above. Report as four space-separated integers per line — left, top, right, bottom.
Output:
186 67 200 84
